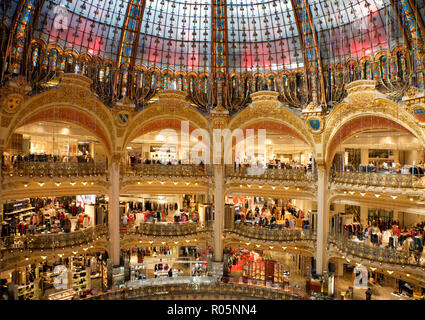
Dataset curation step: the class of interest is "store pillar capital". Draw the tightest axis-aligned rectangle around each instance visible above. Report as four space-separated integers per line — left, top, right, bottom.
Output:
111 153 124 166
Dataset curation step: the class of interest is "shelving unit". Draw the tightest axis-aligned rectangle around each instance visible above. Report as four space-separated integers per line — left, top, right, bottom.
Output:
70 256 91 294
70 268 90 294
17 283 36 300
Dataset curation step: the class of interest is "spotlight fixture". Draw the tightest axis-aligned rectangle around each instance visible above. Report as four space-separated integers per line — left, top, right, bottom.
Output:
374 194 380 198
160 181 165 184
173 182 178 185
82 181 87 186
284 186 289 190
271 186 276 190
38 182 44 187
148 181 152 184
247 184 251 188
360 193 366 197
391 195 397 199
55 182 61 187
70 182 76 186
349 191 355 195
258 185 263 188
24 184 28 187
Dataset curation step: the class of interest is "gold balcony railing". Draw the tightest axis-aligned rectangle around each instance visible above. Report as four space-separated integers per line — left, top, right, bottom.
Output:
225 165 316 182
84 281 309 300
229 222 316 242
330 171 425 189
0 225 108 252
328 233 421 267
125 164 210 177
2 162 107 178
122 222 202 237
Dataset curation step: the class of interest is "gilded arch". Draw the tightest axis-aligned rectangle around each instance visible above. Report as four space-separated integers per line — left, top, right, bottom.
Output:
4 88 115 156
122 103 209 150
228 107 316 151
323 98 425 167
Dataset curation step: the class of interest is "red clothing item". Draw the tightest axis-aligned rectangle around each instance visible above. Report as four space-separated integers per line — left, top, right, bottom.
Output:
59 213 65 221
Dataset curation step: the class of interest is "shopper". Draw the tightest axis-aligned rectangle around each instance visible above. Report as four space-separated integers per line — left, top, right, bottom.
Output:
365 288 372 300
122 214 128 226
63 215 72 233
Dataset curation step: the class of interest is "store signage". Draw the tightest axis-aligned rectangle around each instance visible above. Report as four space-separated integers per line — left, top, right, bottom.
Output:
150 145 176 153
76 195 96 207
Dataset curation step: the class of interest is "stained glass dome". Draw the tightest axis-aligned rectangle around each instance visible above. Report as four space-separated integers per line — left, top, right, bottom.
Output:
1 0 425 112
3 0 424 73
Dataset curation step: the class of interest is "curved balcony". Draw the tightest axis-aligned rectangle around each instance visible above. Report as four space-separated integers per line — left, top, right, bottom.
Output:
225 165 316 183
331 171 425 189
0 225 108 252
328 234 422 267
1 162 107 178
228 222 316 243
123 222 203 237
84 281 308 300
124 164 210 178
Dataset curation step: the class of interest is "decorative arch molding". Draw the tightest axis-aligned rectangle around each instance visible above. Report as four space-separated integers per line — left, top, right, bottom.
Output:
324 98 425 167
122 104 209 149
228 107 315 150
328 194 425 215
224 187 316 200
120 184 209 195
3 88 115 156
1 185 109 200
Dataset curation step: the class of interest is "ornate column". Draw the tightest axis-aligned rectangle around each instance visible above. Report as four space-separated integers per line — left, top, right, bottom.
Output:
360 205 368 228
108 153 121 266
213 164 225 262
210 106 229 263
316 163 329 275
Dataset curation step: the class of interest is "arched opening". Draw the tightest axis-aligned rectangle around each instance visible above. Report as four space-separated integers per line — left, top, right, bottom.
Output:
2 121 108 168
328 116 424 175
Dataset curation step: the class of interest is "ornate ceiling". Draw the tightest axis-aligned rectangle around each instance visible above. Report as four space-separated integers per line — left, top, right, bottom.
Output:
2 0 424 74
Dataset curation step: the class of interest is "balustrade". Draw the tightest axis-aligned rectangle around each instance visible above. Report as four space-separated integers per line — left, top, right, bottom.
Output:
0 225 108 252
330 171 425 189
123 222 202 237
2 162 107 178
84 281 308 300
328 233 421 267
125 164 210 177
229 222 316 242
225 165 316 182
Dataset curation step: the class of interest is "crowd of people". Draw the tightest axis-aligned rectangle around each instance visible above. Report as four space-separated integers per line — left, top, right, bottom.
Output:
1 153 95 168
343 219 425 264
339 161 425 175
234 202 310 230
233 158 312 172
1 200 91 239
121 209 199 227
